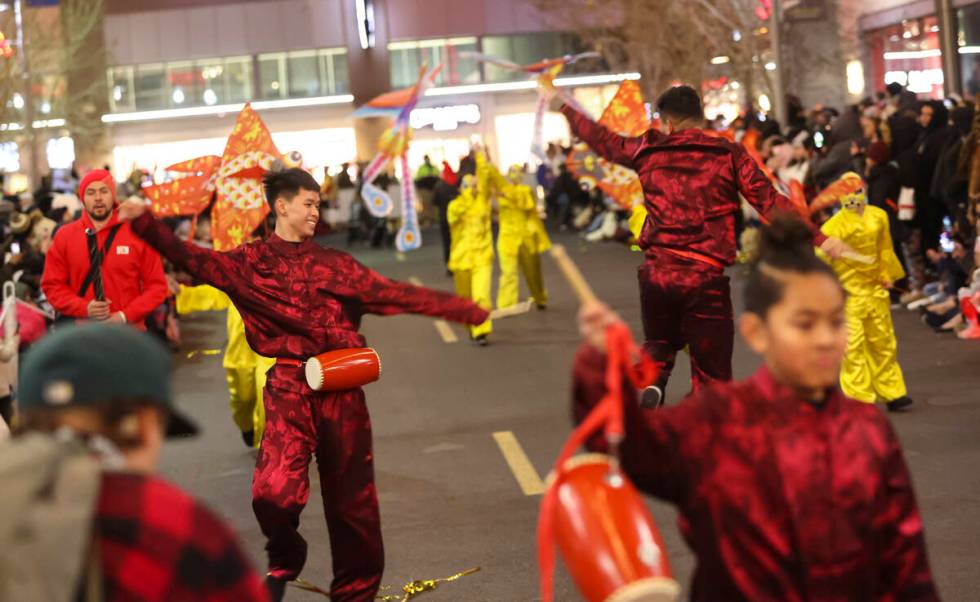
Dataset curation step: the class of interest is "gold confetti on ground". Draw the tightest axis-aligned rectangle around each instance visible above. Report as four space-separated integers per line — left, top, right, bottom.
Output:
289 567 481 601
185 349 222 359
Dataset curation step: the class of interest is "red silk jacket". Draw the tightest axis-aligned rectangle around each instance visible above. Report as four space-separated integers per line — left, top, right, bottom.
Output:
573 345 938 601
131 213 488 386
562 106 826 266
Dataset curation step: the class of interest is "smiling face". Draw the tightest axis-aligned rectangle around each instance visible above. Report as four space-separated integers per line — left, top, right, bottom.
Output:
276 188 320 241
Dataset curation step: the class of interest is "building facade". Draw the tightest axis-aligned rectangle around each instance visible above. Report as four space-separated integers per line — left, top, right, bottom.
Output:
97 0 630 181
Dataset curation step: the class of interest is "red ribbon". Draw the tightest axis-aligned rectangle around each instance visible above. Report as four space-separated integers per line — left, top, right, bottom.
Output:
537 321 658 602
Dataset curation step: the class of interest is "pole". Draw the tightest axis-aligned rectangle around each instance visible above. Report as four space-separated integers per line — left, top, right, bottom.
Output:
13 0 38 190
769 0 788 128
936 0 960 98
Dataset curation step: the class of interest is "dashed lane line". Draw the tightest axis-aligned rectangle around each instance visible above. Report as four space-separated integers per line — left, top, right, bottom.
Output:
493 431 546 496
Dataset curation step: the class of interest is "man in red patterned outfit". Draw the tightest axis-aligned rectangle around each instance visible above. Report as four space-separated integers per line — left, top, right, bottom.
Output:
559 86 848 406
118 169 488 601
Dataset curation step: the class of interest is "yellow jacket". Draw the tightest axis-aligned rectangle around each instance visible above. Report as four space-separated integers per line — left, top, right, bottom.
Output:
486 163 551 255
448 155 494 272
819 206 905 297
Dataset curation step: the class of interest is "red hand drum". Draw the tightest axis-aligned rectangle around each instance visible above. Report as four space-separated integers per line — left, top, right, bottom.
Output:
550 454 679 602
304 348 381 391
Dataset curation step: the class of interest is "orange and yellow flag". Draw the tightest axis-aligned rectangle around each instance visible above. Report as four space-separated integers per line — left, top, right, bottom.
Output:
566 80 650 209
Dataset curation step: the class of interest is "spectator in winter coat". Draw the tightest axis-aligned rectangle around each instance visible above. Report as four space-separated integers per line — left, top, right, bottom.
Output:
40 169 168 330
913 101 957 253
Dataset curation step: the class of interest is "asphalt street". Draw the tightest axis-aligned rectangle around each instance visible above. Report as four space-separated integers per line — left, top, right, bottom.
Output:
159 229 980 601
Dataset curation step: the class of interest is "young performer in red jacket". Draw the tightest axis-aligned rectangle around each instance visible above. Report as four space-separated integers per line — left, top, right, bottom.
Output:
559 86 848 406
118 169 488 602
572 217 937 601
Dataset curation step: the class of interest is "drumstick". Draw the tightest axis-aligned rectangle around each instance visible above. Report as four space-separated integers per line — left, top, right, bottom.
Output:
488 299 534 320
549 245 599 306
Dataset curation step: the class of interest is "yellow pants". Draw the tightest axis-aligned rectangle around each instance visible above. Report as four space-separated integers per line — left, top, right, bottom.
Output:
225 356 275 446
453 263 493 338
497 243 547 309
841 293 907 403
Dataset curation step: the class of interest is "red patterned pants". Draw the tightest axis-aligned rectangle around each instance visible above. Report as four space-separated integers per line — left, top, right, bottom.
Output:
252 370 383 601
638 252 734 396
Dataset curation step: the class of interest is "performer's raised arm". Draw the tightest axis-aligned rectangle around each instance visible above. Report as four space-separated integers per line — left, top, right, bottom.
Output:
559 103 655 169
572 302 697 504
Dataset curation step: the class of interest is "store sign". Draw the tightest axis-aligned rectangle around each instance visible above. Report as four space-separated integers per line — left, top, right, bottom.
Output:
410 104 481 132
885 69 944 94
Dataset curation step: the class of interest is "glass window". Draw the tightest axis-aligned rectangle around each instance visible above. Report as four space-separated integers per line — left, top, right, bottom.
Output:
197 60 225 106
167 60 196 107
957 5 980 97
108 66 134 112
287 50 320 97
224 56 253 102
388 37 479 88
318 49 349 94
134 63 167 110
258 53 286 99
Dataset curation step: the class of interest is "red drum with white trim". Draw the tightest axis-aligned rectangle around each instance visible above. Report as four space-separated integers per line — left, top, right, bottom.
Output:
304 348 381 391
551 454 679 602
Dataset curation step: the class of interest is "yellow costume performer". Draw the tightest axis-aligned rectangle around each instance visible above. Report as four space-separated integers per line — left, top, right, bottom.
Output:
448 154 494 343
176 284 275 446
818 173 911 408
486 162 551 309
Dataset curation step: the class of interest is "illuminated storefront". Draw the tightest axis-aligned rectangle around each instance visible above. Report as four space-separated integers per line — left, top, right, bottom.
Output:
866 15 945 99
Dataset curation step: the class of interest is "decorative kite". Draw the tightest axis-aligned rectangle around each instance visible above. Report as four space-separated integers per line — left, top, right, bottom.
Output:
352 65 442 253
143 155 221 220
464 51 599 159
565 80 649 210
142 104 302 251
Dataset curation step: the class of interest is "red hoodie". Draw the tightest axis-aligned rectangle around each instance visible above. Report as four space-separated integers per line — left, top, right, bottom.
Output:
41 210 168 328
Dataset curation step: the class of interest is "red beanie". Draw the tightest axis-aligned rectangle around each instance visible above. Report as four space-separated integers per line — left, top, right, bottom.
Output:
79 169 116 205
866 142 890 166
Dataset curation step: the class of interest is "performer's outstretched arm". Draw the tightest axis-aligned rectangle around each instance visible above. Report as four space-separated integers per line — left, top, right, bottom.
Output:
560 105 653 169
336 254 489 325
126 210 247 297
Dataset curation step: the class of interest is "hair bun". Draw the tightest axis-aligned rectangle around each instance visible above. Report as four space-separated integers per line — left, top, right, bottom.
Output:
756 214 814 262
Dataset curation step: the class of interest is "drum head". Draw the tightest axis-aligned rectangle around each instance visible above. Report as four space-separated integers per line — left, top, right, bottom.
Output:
305 357 324 390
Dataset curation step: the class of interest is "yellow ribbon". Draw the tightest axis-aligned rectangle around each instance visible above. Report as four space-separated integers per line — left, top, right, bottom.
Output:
185 348 222 359
289 567 481 601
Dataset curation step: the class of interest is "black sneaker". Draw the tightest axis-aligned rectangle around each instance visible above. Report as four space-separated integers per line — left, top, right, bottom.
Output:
241 429 255 448
474 334 489 347
536 303 547 310
639 385 664 409
266 575 287 602
886 397 914 412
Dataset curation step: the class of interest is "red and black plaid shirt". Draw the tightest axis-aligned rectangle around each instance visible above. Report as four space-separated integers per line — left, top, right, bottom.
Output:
94 472 269 602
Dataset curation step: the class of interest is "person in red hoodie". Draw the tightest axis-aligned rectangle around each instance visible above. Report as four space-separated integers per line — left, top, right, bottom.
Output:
557 86 849 407
41 169 167 329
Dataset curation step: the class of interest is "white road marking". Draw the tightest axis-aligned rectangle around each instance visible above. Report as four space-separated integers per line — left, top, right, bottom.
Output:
410 277 459 343
493 431 546 496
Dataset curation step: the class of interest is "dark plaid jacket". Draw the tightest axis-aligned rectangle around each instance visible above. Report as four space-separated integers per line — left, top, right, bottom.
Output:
94 472 268 601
